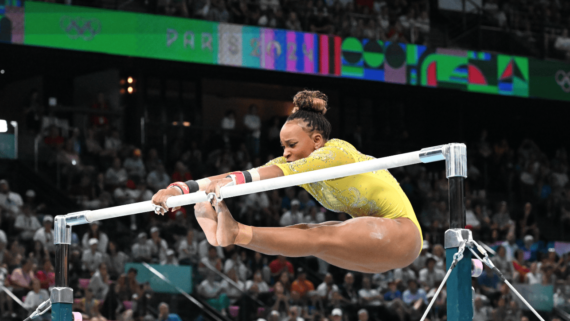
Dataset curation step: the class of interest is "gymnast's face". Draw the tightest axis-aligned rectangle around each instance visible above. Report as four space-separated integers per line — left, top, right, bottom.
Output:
280 121 325 162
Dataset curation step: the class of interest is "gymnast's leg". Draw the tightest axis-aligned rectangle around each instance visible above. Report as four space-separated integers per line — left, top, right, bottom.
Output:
210 200 422 273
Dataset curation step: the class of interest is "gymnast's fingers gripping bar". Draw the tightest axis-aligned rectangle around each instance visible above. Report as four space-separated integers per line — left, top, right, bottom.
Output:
62 143 464 226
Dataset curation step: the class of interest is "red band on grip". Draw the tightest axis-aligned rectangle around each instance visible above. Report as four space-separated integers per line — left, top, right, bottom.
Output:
168 182 190 194
229 171 246 185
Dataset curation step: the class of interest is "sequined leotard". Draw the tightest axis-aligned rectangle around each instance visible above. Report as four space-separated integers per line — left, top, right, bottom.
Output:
264 139 422 247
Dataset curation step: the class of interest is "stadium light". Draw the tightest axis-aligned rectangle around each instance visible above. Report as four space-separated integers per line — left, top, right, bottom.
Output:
127 86 134 94
127 76 133 84
0 120 7 132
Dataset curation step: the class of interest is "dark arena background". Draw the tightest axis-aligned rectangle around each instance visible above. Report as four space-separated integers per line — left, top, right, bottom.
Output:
0 1 570 321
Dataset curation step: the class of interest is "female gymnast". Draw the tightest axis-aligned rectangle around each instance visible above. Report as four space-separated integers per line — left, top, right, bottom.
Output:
152 90 422 273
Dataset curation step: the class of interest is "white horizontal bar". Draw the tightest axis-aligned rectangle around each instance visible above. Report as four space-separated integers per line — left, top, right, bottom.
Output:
72 146 445 224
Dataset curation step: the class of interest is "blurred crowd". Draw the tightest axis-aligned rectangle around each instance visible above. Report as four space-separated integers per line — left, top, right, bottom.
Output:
0 89 569 321
480 0 570 60
37 0 431 45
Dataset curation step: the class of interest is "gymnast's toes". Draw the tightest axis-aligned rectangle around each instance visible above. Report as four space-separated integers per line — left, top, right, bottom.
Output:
216 204 239 247
194 202 219 246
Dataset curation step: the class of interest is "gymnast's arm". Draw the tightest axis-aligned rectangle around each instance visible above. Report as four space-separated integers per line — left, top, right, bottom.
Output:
151 165 284 212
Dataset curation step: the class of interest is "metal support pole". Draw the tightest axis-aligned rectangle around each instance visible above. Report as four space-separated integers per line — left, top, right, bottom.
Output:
449 177 466 228
55 244 69 287
52 216 74 321
443 144 471 321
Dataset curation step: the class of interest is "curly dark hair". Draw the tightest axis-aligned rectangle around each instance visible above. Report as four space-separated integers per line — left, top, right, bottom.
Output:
287 90 331 140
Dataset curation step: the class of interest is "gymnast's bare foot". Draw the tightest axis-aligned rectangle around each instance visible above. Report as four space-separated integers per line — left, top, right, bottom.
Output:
194 202 219 246
214 199 239 247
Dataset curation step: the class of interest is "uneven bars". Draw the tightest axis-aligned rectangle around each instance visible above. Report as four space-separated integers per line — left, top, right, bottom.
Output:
64 144 451 225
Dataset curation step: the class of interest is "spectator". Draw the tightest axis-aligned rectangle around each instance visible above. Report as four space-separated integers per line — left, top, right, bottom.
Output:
25 189 46 214
178 229 198 265
104 129 122 155
199 245 223 276
309 7 333 34
412 240 433 273
244 104 261 156
358 276 383 318
114 179 153 205
91 92 110 128
269 281 290 317
478 265 501 298
145 148 162 173
383 280 402 301
224 250 248 281
522 234 538 262
33 215 54 253
240 192 270 225
43 126 65 150
81 222 109 253
472 296 490 321
161 249 179 265
291 268 314 299
491 246 514 281
501 232 518 262
304 206 326 224
132 233 152 263
82 238 104 273
105 157 128 187
419 257 445 290
285 12 302 31
23 279 50 321
525 262 541 284
157 302 182 321
555 29 570 56
10 258 36 298
269 255 294 278
221 110 236 130
358 308 369 321
14 204 42 242
105 241 129 279
340 272 358 311
147 163 171 191
415 11 430 33
492 201 514 238
297 191 316 212
246 270 270 293
124 148 146 179
317 272 338 301
89 262 110 300
221 268 245 304
0 179 23 216
198 273 229 312
148 227 168 263
76 288 99 320
280 200 304 226
36 258 55 289
430 244 445 271
402 279 427 318
331 308 343 321
519 202 539 241
171 161 193 182
287 305 304 321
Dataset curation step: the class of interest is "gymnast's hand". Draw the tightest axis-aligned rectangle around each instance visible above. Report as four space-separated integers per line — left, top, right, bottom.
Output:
151 187 182 215
205 177 233 202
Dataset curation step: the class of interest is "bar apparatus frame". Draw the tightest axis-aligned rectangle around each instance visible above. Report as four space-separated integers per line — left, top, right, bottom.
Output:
50 143 471 321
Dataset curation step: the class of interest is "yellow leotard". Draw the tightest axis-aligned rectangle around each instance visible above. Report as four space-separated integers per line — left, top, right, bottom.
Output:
264 138 423 248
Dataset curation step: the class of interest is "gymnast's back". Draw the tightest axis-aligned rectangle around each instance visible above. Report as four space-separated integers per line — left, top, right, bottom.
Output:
262 139 421 230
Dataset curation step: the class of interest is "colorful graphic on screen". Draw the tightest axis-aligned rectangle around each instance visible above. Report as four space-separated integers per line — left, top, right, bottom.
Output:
4 2 570 102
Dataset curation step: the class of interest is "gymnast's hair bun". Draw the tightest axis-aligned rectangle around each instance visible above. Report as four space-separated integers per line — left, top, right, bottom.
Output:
292 90 328 115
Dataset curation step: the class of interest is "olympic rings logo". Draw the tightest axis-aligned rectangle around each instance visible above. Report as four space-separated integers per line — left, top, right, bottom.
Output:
60 16 101 41
555 70 570 93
